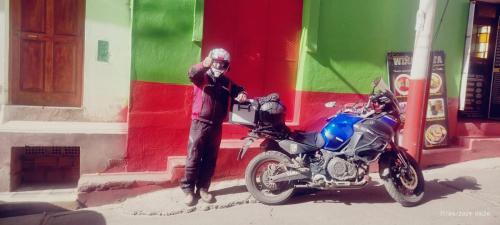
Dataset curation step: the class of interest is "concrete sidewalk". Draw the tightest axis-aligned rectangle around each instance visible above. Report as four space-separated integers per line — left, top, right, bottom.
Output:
1 157 499 225
91 157 500 216
96 178 256 216
73 136 500 207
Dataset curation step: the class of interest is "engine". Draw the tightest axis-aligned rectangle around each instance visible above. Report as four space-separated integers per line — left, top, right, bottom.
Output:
326 157 357 181
307 151 359 182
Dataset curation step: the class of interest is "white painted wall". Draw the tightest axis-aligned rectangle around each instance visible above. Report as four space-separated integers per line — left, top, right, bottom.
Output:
0 0 132 123
82 0 132 122
0 0 8 107
0 0 131 191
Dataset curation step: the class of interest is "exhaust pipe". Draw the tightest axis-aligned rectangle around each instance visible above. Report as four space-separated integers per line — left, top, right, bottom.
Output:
330 175 371 189
295 175 371 189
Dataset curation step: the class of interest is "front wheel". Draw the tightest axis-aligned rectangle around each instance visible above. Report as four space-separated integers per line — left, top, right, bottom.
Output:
380 152 425 207
245 151 295 205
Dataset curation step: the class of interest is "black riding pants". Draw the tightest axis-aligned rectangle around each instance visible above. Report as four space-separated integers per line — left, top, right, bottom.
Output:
180 119 222 193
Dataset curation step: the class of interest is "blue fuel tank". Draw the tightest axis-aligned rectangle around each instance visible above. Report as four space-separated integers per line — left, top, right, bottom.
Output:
320 113 363 151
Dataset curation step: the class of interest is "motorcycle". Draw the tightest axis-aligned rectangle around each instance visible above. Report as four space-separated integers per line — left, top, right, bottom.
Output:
231 77 425 207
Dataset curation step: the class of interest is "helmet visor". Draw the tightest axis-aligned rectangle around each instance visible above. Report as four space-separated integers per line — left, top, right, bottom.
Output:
211 60 229 70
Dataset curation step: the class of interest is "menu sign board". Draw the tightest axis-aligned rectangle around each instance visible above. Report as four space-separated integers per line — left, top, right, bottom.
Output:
387 51 449 148
461 74 488 118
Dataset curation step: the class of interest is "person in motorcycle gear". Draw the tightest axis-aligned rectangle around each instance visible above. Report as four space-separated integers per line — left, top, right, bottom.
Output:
181 48 247 206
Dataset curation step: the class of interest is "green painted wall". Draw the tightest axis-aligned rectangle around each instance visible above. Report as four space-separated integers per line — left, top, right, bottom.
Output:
132 0 202 84
132 0 469 96
297 0 469 97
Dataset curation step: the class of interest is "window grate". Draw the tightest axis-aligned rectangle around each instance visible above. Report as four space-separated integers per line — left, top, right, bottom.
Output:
11 146 81 189
24 146 80 156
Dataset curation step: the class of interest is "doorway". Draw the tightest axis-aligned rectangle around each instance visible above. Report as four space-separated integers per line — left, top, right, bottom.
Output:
202 0 303 121
460 1 500 120
9 0 85 107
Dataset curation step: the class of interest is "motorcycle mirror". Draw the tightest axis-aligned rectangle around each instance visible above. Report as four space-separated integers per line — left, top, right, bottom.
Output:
370 77 382 95
372 77 382 87
324 101 336 108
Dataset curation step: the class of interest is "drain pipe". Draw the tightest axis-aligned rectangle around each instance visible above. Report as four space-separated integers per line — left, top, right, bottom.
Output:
402 0 437 163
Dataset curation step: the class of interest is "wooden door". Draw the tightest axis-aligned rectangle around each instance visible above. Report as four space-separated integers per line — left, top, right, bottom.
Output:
9 0 85 107
202 0 302 121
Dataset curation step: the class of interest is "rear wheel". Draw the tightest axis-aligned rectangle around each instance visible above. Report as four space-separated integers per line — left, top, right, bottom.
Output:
245 151 295 205
380 152 425 207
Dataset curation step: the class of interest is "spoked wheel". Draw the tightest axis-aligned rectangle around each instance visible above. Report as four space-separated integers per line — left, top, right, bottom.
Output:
245 151 295 205
381 152 425 207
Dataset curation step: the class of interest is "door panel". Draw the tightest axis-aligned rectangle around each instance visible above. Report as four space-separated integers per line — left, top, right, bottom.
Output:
54 0 79 36
203 0 302 120
20 39 45 91
53 41 76 93
10 0 84 107
20 0 46 33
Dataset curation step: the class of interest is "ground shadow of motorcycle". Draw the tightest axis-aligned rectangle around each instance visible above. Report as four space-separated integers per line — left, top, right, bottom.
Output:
284 176 481 206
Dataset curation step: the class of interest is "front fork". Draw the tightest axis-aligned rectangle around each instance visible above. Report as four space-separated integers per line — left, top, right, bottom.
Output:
379 142 412 179
390 142 411 169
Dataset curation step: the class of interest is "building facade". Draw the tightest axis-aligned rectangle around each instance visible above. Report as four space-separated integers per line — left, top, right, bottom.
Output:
127 0 475 173
0 0 132 191
1 0 499 192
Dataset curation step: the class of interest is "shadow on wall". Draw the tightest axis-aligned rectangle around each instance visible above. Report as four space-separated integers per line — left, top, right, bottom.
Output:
302 0 419 95
133 1 191 40
0 202 106 225
303 0 469 97
131 0 200 84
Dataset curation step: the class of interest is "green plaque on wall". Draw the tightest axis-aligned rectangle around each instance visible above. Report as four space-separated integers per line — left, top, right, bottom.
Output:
97 40 109 62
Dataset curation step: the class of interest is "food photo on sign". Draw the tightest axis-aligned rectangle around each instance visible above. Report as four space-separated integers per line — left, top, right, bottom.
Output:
394 74 411 96
430 73 443 95
427 98 446 119
425 123 448 147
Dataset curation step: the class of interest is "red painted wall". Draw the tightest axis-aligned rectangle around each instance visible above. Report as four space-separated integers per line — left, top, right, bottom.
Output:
125 0 475 173
202 0 302 121
127 82 192 171
126 78 469 172
126 80 370 171
127 0 304 171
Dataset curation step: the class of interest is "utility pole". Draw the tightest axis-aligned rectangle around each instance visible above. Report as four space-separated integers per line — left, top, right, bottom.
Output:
402 0 437 162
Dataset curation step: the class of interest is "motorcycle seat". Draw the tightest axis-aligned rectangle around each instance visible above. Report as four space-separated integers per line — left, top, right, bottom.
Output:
290 131 325 149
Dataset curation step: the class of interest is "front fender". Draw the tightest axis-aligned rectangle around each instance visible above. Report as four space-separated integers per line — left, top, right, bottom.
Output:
378 150 397 179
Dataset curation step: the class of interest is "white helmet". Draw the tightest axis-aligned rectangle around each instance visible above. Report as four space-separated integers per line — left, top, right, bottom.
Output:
209 48 230 77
